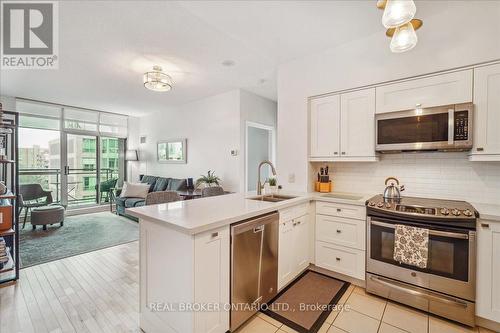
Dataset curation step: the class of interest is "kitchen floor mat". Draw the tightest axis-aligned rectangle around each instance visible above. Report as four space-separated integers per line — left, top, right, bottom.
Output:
262 270 350 333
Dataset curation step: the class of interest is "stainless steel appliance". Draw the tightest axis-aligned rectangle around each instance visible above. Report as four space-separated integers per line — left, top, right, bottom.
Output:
366 195 478 326
230 212 279 331
383 177 405 199
376 103 473 152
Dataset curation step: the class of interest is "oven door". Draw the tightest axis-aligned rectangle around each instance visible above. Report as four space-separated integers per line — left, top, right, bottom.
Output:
366 216 475 301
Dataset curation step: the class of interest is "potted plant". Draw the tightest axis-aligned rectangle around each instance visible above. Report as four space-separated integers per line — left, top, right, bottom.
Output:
268 176 277 194
196 170 221 188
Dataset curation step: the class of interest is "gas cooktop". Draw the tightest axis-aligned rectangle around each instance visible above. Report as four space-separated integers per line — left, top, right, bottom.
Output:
366 195 478 220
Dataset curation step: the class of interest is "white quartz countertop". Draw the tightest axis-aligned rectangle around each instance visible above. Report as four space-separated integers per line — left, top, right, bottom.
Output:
126 190 372 235
471 202 500 222
126 192 312 235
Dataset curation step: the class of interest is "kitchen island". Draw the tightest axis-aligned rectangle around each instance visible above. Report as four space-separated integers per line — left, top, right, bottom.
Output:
126 192 313 333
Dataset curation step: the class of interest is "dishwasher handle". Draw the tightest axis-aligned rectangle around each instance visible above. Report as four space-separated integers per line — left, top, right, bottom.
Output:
231 212 279 235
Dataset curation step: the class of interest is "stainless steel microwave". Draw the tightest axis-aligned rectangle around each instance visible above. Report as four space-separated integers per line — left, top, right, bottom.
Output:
375 103 473 153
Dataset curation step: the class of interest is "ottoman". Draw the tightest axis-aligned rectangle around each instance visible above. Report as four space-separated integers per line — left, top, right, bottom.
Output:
31 205 65 230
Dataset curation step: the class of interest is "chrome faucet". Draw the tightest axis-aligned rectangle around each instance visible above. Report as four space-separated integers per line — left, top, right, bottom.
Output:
257 160 277 195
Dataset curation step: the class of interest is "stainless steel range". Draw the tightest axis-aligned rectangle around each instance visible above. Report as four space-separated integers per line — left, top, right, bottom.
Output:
365 195 478 326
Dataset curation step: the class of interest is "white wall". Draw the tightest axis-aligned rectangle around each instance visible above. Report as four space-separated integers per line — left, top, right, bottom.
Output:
277 1 500 202
240 90 277 191
0 96 16 111
135 89 241 191
130 89 276 192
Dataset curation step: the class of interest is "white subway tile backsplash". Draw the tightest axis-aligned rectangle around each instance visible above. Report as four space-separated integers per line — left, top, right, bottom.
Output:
311 152 500 205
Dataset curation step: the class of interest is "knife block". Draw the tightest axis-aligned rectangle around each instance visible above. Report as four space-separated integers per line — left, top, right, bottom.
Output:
315 181 332 193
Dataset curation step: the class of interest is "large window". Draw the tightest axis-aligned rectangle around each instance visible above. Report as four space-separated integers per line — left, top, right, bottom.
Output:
17 99 128 209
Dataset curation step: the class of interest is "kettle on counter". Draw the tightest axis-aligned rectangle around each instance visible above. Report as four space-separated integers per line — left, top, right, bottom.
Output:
383 177 405 200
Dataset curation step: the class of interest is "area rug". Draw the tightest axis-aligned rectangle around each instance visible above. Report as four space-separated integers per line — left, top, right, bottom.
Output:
262 270 349 333
20 211 138 268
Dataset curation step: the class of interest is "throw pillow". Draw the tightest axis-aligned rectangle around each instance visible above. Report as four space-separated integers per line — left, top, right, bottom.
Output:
120 181 150 198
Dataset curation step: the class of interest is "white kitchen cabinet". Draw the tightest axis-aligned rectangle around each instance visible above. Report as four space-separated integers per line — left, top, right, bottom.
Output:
309 88 377 162
278 218 295 289
470 63 500 161
293 214 310 272
340 89 377 159
375 69 473 114
316 214 365 250
310 95 341 158
315 201 366 281
140 220 229 333
194 228 230 333
278 206 311 290
315 241 365 280
476 219 500 323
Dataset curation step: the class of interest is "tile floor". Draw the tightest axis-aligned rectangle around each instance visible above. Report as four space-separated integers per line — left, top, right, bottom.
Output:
235 285 496 333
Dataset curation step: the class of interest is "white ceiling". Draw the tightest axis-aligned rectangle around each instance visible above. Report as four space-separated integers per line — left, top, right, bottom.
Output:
1 1 389 115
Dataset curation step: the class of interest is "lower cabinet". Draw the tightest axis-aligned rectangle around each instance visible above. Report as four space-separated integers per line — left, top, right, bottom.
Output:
140 220 230 333
314 201 366 281
278 210 310 290
476 219 500 323
315 241 365 280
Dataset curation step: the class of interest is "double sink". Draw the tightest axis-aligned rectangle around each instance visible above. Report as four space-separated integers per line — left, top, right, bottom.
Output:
247 194 297 202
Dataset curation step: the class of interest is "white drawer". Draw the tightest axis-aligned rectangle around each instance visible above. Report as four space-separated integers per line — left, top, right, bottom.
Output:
316 215 365 250
316 201 366 220
315 241 365 280
280 203 309 222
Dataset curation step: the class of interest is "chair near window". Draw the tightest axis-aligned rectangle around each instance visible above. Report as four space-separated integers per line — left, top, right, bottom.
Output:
201 186 225 197
95 178 118 202
19 184 53 229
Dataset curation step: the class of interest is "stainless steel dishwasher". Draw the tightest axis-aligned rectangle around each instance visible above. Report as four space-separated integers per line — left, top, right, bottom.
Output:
230 212 279 331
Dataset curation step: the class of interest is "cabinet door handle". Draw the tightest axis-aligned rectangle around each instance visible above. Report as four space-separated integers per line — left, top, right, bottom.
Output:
341 152 346 155
336 229 342 233
334 152 338 155
481 223 490 229
336 257 341 261
477 147 484 152
337 208 342 212
211 232 219 238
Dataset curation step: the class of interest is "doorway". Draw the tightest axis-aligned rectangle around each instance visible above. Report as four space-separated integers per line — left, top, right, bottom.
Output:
245 122 275 192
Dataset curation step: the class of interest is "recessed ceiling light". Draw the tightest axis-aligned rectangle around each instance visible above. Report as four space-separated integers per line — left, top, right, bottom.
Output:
221 60 236 67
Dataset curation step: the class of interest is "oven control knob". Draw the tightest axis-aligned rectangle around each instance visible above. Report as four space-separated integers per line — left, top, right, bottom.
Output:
368 201 376 207
440 208 449 216
463 209 473 217
377 202 384 208
451 209 461 216
385 203 392 208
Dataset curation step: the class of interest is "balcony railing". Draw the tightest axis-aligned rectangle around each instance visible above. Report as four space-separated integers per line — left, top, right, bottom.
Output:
19 168 120 206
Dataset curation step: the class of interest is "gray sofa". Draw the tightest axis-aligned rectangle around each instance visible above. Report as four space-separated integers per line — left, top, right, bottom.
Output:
115 175 187 221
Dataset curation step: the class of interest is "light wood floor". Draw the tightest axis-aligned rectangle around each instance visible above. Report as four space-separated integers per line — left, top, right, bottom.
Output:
0 241 140 333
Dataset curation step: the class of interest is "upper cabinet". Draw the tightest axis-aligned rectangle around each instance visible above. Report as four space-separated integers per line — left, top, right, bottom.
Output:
375 69 473 114
470 63 500 161
340 89 376 159
310 95 340 158
309 88 377 162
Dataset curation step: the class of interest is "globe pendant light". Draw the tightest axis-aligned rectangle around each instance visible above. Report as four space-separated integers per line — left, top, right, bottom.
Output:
390 21 418 53
382 0 416 28
143 66 172 92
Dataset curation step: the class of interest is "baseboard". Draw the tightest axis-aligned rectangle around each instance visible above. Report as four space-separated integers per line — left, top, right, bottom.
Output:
65 205 108 216
476 316 500 332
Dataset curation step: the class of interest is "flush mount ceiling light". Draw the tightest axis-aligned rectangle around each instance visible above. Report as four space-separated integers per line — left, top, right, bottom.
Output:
143 66 172 92
377 0 422 53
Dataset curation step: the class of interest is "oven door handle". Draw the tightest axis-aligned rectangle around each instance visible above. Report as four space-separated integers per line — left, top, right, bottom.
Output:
370 220 469 240
369 275 468 308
